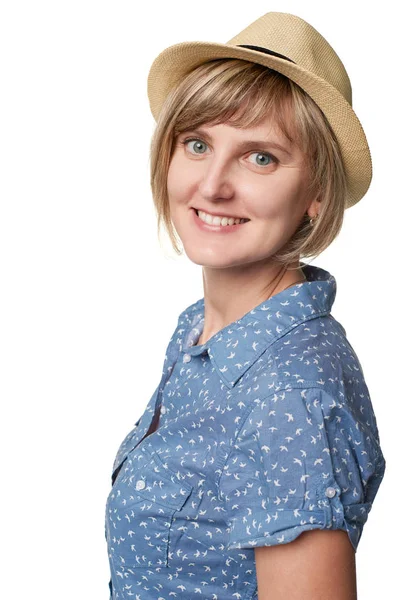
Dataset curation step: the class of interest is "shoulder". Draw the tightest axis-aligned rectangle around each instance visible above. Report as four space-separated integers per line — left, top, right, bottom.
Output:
252 311 368 406
244 310 384 467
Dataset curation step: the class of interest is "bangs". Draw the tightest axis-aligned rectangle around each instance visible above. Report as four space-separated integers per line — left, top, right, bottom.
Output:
172 59 302 148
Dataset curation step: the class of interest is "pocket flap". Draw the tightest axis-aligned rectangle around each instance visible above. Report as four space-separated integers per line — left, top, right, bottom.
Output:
132 447 193 511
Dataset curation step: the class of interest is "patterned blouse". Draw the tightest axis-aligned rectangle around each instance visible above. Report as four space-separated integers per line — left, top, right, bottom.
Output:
105 262 386 599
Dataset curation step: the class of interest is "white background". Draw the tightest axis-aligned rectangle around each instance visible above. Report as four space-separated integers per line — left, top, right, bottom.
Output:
0 1 397 598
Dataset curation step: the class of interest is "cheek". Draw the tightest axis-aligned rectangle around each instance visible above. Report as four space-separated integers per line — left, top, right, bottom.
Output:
167 158 193 204
250 173 307 220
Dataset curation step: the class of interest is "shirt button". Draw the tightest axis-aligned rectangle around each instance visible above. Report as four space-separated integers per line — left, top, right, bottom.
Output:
160 405 166 415
325 486 337 498
136 479 146 491
183 353 191 363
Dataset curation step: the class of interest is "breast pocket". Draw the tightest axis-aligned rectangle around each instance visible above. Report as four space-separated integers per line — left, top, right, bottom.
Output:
106 445 193 570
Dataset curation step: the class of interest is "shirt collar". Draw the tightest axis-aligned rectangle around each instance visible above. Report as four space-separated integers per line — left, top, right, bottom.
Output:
177 263 337 389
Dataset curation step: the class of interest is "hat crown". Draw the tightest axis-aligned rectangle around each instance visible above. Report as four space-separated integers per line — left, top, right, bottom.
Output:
228 12 352 104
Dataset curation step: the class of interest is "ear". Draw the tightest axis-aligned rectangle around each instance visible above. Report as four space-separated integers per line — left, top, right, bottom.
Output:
306 198 321 219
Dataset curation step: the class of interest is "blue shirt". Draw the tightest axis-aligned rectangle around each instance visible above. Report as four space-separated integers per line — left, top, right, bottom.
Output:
105 263 386 599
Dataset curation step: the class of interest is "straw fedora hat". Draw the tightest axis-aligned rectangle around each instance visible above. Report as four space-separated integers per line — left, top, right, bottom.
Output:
147 11 372 209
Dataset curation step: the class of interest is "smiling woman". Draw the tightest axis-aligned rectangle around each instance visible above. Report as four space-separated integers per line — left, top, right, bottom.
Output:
105 10 386 600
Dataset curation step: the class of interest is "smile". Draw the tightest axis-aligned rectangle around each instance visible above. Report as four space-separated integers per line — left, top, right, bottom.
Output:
192 208 250 234
195 209 250 226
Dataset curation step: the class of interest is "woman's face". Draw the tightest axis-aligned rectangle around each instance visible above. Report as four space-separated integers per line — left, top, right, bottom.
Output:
167 116 317 268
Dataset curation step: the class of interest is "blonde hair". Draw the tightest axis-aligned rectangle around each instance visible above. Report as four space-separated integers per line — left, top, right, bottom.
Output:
149 59 347 269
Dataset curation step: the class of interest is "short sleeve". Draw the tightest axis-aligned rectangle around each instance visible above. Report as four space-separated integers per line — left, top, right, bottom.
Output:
218 386 386 553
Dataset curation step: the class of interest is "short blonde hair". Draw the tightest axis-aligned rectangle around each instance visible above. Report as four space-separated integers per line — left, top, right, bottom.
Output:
149 59 347 269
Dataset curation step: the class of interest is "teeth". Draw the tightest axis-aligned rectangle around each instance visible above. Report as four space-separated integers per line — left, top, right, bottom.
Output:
197 210 248 226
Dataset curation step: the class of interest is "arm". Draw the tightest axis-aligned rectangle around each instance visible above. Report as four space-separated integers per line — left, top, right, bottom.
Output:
255 529 357 600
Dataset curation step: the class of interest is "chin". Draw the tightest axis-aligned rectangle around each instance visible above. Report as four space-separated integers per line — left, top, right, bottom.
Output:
182 243 222 265
182 245 250 269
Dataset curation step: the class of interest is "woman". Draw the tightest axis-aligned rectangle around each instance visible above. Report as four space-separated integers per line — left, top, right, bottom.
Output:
105 12 386 599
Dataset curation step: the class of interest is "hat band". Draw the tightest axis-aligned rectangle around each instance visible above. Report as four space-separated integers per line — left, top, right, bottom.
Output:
236 44 295 64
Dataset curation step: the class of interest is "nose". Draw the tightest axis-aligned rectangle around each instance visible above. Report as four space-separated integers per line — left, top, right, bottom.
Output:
197 155 235 201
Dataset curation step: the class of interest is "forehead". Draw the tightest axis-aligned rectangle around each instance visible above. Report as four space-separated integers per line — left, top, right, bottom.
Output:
194 118 288 140
188 98 299 147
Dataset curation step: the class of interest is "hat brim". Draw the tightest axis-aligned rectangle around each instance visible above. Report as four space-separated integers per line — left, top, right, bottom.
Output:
147 41 372 208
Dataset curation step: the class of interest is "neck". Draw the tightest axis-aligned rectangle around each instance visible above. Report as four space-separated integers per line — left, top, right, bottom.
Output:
196 259 306 346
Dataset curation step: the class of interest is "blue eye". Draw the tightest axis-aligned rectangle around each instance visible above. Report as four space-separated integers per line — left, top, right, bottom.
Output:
248 152 274 167
184 138 208 154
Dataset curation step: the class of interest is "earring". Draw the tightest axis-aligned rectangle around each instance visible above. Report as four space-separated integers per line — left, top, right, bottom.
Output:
309 214 318 226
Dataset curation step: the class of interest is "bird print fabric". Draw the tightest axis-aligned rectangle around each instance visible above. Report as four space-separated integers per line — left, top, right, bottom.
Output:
105 262 386 599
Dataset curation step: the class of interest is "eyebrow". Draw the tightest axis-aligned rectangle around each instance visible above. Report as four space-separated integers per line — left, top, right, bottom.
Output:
178 127 293 157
